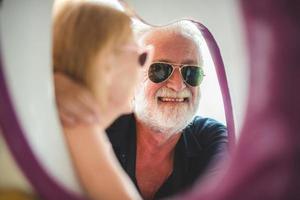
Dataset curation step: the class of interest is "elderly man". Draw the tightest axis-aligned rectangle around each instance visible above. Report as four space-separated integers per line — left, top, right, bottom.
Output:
55 21 228 200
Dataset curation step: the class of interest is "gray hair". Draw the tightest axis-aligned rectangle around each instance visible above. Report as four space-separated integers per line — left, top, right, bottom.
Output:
132 20 206 64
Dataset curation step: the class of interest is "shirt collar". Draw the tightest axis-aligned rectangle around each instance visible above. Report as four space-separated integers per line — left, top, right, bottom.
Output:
180 121 203 157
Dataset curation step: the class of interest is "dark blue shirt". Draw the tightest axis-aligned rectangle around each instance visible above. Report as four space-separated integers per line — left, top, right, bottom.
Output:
106 113 228 199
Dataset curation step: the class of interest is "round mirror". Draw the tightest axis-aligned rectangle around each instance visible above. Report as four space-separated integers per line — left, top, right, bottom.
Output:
0 0 242 199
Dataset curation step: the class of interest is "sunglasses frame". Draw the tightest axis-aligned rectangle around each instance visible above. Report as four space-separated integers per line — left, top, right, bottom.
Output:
148 61 205 87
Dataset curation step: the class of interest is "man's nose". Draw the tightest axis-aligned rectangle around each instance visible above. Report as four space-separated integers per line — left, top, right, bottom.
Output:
166 68 186 91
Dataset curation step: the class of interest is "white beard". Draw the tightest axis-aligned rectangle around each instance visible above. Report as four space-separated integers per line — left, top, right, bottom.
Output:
133 85 200 136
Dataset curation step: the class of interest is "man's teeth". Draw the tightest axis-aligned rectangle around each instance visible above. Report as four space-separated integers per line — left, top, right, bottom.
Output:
160 97 185 102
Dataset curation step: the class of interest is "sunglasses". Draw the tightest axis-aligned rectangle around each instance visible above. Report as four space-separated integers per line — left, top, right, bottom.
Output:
148 62 205 87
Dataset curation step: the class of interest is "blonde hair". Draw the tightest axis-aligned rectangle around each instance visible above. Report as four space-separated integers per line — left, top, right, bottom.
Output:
53 0 132 87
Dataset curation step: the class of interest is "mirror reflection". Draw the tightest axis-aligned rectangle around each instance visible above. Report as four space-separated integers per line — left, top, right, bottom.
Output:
53 1 227 199
53 1 228 199
0 0 230 199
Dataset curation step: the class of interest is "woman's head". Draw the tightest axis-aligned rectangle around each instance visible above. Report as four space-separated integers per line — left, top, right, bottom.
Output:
53 0 147 118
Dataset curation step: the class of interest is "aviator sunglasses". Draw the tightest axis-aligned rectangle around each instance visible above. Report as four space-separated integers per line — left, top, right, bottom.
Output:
148 62 205 87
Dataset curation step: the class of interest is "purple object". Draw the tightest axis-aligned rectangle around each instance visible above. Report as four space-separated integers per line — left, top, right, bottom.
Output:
0 60 86 200
193 21 236 149
178 0 300 199
0 20 236 200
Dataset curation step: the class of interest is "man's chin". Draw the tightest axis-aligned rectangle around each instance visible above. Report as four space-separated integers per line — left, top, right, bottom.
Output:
155 109 194 131
135 108 194 135
134 99 196 134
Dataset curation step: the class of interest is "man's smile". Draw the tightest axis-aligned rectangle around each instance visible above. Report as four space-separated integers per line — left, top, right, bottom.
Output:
158 97 189 103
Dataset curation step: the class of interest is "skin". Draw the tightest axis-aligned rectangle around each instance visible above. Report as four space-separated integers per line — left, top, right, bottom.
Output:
54 28 201 200
135 30 201 200
63 38 153 200
87 38 144 127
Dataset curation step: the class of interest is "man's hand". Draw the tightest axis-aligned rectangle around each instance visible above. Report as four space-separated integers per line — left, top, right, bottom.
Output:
54 73 100 127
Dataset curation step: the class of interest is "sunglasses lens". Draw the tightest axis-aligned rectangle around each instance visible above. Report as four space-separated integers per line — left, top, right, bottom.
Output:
181 66 204 86
148 63 173 83
139 52 148 66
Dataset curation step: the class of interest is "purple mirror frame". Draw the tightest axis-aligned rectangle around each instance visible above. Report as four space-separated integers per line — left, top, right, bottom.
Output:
0 9 235 200
0 58 85 200
193 21 236 149
178 0 300 199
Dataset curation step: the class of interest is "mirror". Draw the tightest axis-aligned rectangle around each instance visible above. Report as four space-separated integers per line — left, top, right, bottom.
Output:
0 0 238 199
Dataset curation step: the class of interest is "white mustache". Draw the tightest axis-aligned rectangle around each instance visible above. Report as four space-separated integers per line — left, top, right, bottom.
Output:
155 87 192 99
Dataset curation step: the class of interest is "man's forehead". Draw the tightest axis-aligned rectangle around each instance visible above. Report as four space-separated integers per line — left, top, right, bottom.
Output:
143 30 190 44
142 30 202 64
